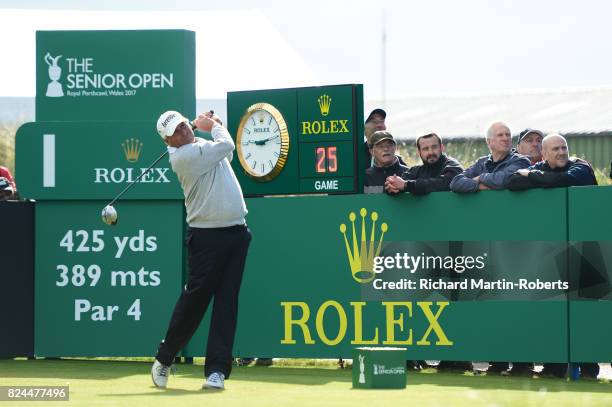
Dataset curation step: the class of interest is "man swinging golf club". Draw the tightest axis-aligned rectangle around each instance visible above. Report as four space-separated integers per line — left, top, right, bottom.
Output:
151 110 251 390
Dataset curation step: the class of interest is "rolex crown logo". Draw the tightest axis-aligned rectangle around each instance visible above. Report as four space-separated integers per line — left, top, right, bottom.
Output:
339 208 388 284
258 113 266 123
318 94 332 117
122 138 143 163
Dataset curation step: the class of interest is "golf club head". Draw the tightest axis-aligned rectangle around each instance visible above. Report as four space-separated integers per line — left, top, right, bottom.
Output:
101 205 118 226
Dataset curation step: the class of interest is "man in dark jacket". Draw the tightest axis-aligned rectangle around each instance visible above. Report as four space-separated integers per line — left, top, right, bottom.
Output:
364 131 409 194
507 133 597 190
384 132 467 372
385 133 463 195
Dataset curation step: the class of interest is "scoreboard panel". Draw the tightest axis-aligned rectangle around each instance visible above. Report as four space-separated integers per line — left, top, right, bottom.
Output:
228 84 364 197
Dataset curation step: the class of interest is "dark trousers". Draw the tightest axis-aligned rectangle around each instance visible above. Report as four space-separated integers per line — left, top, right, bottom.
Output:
156 225 252 379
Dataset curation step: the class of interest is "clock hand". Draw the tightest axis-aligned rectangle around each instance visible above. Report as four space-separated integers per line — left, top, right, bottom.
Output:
255 134 280 146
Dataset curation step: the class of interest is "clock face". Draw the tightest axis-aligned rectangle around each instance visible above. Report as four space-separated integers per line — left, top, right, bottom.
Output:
236 103 289 181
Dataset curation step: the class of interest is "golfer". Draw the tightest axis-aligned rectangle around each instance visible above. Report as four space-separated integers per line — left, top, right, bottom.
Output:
151 110 251 390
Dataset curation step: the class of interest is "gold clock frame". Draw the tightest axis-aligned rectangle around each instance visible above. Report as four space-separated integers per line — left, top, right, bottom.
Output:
236 102 290 182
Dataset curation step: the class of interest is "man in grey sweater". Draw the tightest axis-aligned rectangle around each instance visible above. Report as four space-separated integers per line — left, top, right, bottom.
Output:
450 122 530 192
151 110 251 390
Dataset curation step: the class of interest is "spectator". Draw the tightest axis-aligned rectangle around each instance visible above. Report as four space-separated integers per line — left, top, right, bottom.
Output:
0 166 17 193
450 122 530 192
384 133 463 195
363 109 406 167
507 133 597 190
0 177 15 201
516 128 544 165
450 122 529 375
492 126 540 375
364 131 409 194
364 109 387 166
507 133 597 378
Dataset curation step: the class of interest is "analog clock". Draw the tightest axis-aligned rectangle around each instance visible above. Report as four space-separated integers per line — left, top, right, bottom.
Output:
236 103 290 181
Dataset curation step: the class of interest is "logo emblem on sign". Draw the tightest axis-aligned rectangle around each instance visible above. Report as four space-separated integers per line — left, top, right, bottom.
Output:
318 94 331 116
122 138 143 162
44 53 64 97
358 354 366 383
339 208 388 284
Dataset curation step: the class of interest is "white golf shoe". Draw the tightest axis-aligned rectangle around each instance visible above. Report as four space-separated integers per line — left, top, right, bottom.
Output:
151 359 172 388
203 372 225 390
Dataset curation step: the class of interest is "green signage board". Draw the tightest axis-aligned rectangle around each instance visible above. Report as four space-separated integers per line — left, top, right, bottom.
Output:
35 201 183 356
352 347 407 389
227 85 363 196
568 186 612 362
15 121 183 200
29 188 610 360
36 30 195 122
185 190 571 361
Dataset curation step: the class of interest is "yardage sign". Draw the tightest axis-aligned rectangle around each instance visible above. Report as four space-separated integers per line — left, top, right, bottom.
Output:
228 84 365 196
35 201 183 356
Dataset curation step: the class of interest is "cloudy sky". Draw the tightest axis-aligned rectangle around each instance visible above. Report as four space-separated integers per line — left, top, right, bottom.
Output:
1 0 612 103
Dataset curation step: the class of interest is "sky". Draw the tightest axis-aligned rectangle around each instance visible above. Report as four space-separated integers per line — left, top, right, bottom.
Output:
2 0 612 103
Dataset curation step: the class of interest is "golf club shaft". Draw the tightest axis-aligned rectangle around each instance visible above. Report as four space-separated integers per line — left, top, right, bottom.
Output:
106 150 169 207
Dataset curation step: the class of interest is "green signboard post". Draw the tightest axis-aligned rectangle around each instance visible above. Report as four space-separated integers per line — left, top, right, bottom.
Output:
186 190 571 362
17 29 197 357
36 30 195 122
568 186 612 362
15 121 182 200
35 201 183 356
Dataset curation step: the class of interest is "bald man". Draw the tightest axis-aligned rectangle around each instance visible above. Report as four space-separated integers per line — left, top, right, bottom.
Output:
508 134 600 378
507 133 597 190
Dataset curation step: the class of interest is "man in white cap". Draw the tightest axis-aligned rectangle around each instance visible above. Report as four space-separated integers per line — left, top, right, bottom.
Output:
151 110 251 390
363 108 387 166
364 131 409 193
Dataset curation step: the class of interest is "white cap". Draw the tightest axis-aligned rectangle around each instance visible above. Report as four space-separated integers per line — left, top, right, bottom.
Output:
157 110 189 139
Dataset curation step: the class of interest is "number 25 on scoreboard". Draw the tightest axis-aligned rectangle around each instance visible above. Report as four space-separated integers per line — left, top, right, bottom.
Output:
315 146 338 173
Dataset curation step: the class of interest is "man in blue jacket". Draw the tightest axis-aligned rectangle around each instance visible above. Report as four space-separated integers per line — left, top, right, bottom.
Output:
450 122 530 192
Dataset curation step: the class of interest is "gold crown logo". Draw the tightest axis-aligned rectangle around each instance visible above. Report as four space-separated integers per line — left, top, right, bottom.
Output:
318 94 332 117
122 138 143 163
258 113 266 123
339 208 388 284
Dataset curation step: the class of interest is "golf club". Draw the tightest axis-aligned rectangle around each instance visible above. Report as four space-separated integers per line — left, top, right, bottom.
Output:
101 110 218 225
101 150 168 225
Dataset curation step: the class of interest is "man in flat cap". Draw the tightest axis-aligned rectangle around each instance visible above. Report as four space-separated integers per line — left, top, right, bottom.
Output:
364 131 409 194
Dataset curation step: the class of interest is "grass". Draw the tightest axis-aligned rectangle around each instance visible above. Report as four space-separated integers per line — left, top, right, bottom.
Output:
1 359 610 407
